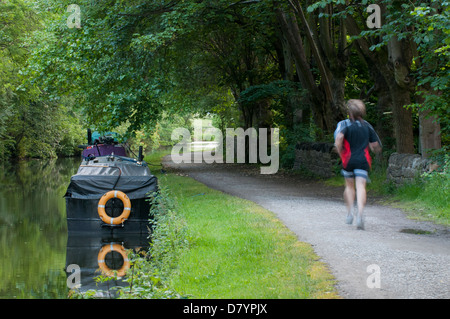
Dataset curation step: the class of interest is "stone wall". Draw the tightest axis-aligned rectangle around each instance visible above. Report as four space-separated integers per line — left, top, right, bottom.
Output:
386 153 435 185
293 143 436 184
293 142 339 178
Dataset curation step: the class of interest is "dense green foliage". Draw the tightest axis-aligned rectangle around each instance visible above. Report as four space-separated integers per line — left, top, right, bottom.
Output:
1 0 448 162
0 0 85 161
361 0 449 151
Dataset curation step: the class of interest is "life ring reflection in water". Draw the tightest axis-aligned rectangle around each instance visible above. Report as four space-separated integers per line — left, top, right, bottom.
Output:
97 243 130 277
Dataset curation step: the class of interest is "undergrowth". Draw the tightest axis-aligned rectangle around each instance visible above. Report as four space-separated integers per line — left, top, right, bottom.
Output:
70 187 191 299
388 157 449 225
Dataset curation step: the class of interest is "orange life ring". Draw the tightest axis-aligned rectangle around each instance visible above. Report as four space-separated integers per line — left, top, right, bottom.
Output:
97 190 131 225
97 243 130 277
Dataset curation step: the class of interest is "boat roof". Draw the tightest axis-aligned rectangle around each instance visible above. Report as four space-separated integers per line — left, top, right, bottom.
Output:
65 155 158 200
78 155 151 177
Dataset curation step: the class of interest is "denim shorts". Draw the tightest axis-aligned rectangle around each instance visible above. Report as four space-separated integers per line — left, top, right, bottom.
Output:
341 169 370 182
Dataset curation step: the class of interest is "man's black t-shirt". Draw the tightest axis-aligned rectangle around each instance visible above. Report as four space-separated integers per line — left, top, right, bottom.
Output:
340 120 380 172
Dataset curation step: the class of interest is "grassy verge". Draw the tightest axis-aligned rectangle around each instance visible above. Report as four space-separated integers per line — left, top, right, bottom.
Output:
143 151 339 299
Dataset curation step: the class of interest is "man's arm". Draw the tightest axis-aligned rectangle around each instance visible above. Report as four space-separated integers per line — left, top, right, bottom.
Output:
335 132 344 155
369 141 382 154
367 123 382 154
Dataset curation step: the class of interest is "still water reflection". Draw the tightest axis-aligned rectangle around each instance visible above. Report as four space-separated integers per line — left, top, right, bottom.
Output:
0 158 149 299
0 158 79 298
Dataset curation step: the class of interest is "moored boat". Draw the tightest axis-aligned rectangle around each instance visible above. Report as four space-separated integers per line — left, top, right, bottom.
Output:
65 131 158 234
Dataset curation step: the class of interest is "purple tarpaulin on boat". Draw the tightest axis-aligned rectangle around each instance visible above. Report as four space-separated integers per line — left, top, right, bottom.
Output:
82 144 127 158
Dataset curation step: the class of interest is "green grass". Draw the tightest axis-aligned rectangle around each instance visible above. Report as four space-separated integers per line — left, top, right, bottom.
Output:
387 175 449 226
143 150 339 299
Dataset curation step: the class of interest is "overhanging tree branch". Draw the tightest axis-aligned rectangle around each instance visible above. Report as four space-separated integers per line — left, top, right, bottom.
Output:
288 0 333 103
117 1 179 17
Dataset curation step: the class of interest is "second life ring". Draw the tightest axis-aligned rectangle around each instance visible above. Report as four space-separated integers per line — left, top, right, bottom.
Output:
97 190 131 225
97 243 130 277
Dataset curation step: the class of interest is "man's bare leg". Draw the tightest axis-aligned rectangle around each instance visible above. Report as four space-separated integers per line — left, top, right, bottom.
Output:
355 176 367 229
344 178 355 224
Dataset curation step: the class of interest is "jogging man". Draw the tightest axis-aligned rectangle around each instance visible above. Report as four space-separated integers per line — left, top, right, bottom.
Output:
334 99 382 230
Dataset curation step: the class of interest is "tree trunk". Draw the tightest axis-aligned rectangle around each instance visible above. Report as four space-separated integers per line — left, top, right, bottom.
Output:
275 9 320 100
388 83 415 154
275 28 297 129
411 38 442 158
386 35 415 154
255 99 272 130
317 4 348 122
344 12 415 154
419 110 441 158
330 75 346 122
373 74 393 150
276 8 325 133
275 7 338 135
291 0 348 129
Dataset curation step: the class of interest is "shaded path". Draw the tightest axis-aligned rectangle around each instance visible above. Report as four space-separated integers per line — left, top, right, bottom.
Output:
162 155 450 299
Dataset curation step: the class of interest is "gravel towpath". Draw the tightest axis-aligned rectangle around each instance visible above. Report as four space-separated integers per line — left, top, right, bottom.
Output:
162 155 450 299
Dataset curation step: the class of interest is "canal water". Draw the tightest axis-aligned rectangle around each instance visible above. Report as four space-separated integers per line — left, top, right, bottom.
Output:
0 157 78 298
0 157 149 299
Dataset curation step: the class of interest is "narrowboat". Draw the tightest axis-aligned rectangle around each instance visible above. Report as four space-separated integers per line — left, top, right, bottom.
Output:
65 131 158 234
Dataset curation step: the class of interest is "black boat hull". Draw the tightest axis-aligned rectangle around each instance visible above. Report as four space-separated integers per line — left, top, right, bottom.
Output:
65 232 151 297
66 197 153 234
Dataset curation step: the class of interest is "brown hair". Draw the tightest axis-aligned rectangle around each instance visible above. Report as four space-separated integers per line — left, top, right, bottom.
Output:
347 99 366 120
